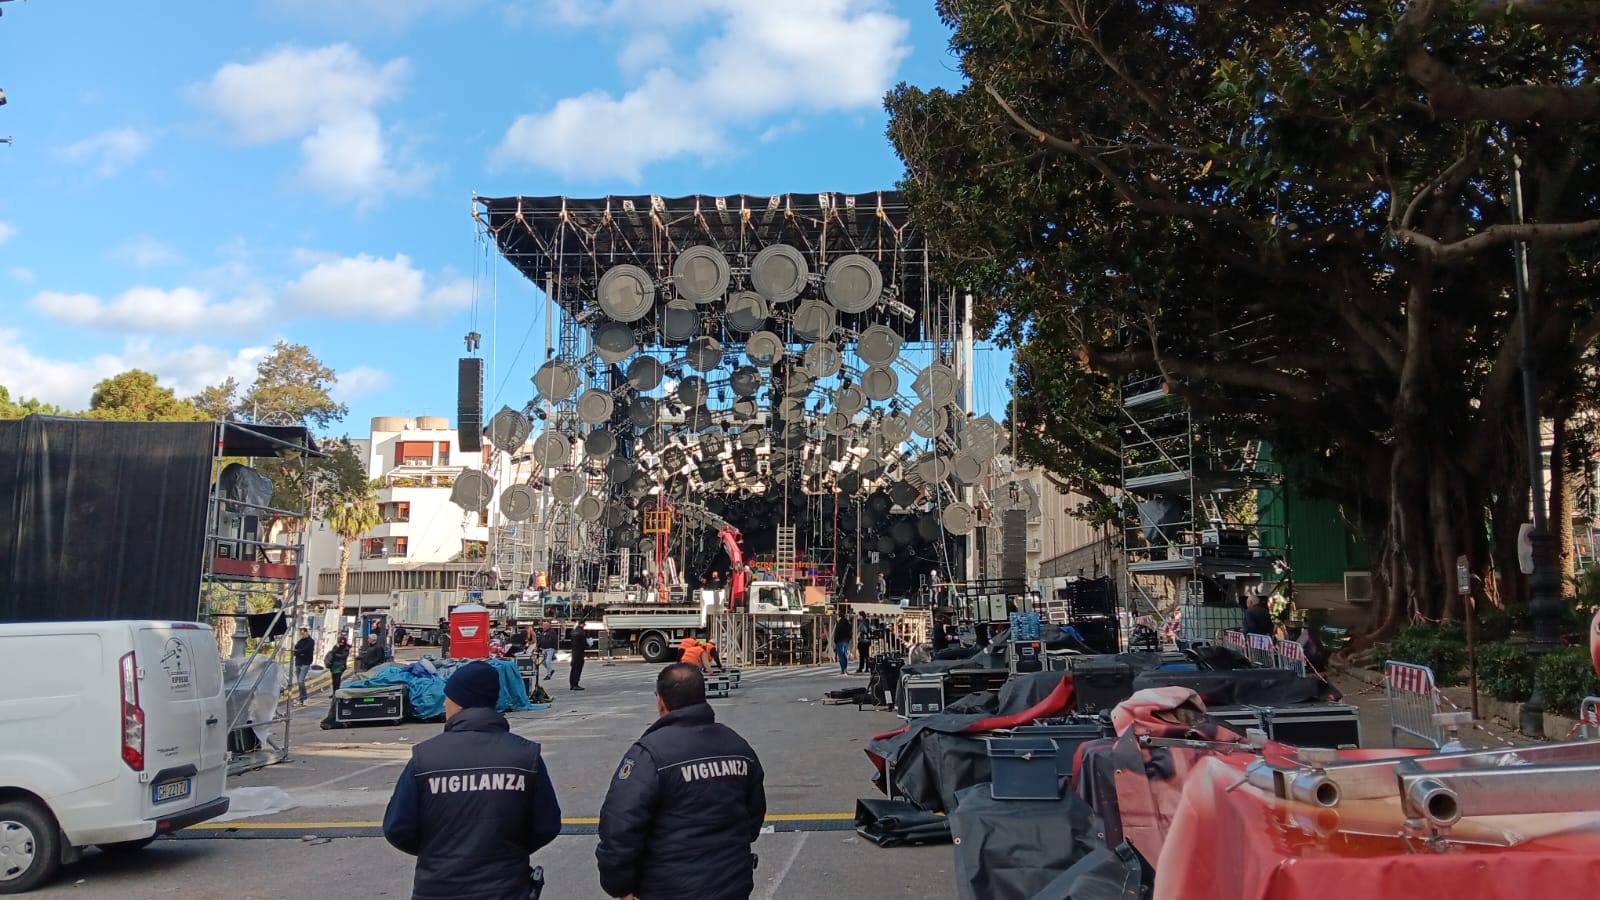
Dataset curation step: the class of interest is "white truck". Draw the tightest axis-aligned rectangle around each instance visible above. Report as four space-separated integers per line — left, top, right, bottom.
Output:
0 620 231 893
600 581 806 663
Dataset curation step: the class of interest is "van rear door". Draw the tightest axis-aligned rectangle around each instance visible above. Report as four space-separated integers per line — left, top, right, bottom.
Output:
133 625 213 817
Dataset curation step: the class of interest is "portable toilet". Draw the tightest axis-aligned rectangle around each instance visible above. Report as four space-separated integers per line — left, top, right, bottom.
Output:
451 603 492 659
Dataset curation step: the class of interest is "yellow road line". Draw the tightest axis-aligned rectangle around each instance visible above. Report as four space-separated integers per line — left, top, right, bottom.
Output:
189 812 854 830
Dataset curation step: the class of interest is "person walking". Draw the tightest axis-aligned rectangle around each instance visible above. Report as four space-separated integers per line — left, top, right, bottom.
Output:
568 617 589 691
383 661 562 900
324 635 351 693
291 627 316 703
875 572 887 603
538 620 560 681
437 617 451 659
854 611 873 675
831 612 852 676
596 664 766 900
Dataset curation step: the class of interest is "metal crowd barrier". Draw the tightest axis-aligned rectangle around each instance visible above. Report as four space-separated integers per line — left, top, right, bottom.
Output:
1222 630 1249 654
1582 696 1600 739
1385 660 1444 748
1246 633 1276 667
1275 638 1308 675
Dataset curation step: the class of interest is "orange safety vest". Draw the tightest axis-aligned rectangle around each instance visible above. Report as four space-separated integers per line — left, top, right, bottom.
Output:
680 643 707 667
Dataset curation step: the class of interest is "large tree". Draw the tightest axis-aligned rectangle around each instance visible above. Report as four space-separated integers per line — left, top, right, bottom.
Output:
888 0 1600 637
87 369 203 421
190 376 240 421
240 342 347 430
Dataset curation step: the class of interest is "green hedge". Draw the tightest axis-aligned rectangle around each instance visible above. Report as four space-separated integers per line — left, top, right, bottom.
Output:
1379 623 1467 686
1536 646 1600 718
1475 641 1534 702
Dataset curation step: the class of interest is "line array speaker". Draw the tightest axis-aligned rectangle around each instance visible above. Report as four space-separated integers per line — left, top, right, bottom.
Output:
458 357 484 452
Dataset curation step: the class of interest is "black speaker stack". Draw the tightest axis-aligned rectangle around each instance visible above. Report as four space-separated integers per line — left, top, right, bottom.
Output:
458 357 484 452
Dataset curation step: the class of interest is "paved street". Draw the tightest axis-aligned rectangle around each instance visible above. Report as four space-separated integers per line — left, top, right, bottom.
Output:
34 659 955 900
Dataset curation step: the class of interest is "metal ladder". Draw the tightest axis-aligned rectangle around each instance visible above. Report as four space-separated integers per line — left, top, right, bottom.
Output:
775 525 797 580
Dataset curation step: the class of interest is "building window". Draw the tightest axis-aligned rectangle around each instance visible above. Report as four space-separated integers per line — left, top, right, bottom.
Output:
380 501 411 523
395 537 409 557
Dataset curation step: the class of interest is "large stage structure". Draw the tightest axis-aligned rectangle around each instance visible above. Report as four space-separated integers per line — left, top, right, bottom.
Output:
470 192 999 603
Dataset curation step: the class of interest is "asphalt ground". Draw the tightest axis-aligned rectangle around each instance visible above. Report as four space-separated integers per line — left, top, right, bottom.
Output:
34 656 956 899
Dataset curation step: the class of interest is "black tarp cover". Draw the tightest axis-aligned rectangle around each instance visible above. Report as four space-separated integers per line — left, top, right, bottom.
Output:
0 416 214 623
951 782 1105 900
870 671 1072 812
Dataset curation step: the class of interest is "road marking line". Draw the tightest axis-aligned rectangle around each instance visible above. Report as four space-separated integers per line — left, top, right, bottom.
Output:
307 760 405 790
188 813 851 831
761 831 809 899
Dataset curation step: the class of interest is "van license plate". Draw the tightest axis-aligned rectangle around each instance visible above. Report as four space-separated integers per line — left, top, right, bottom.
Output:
152 779 192 803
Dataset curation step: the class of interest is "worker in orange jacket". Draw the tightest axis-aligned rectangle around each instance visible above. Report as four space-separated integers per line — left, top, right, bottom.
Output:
679 639 711 672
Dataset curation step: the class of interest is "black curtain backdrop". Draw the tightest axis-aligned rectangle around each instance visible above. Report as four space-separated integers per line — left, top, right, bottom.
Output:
0 416 214 623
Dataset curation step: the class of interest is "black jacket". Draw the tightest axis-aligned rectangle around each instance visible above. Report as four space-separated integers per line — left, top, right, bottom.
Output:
568 626 589 659
831 617 852 643
359 641 391 670
383 707 562 900
1242 604 1274 637
596 703 766 900
324 643 350 673
293 636 315 666
537 626 559 651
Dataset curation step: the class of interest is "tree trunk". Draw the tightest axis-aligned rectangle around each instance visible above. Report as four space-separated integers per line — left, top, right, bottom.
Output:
336 540 351 615
1550 414 1576 595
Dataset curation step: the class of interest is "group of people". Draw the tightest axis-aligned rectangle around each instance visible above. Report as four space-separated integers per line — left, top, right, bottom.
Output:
831 609 892 675
291 628 391 704
382 660 766 900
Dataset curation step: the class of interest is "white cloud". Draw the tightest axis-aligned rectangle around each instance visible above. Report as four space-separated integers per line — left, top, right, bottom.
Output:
0 221 16 245
195 44 425 202
197 44 406 143
0 328 269 410
112 235 183 269
283 253 427 319
427 277 474 312
32 287 271 334
56 128 154 177
8 267 35 284
334 365 393 401
493 0 911 180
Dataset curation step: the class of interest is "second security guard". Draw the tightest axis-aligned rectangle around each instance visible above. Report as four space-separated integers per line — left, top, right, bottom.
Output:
596 663 766 900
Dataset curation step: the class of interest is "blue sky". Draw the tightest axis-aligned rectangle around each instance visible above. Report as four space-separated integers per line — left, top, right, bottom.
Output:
0 0 980 434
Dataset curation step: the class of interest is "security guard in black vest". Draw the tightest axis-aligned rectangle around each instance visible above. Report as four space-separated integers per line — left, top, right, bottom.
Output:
596 663 767 900
383 661 562 900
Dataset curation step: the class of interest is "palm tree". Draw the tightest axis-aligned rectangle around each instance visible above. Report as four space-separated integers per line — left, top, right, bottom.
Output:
324 482 382 616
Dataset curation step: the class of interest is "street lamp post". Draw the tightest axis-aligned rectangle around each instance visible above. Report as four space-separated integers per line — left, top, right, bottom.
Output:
1511 154 1564 739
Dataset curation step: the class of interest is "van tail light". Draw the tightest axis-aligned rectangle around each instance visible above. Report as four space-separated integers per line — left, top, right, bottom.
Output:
119 651 144 771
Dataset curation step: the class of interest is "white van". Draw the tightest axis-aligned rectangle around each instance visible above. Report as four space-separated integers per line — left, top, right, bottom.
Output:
0 620 231 893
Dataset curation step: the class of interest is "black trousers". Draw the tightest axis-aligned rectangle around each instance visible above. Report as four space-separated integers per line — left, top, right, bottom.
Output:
856 642 871 671
570 654 585 688
331 671 344 692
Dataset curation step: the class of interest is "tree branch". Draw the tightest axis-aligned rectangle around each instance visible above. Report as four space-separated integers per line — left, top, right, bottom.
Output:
1082 346 1323 404
1398 218 1600 261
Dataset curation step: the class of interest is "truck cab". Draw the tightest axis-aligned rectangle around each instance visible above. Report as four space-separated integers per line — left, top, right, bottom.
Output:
746 581 805 615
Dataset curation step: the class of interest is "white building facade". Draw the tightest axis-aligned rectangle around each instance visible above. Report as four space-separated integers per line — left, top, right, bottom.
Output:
306 415 526 614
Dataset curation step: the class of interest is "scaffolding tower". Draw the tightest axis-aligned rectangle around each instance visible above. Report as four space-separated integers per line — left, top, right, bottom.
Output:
1119 372 1283 645
202 422 322 776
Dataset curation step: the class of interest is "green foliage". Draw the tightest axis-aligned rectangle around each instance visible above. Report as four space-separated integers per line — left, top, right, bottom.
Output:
0 385 67 419
190 377 240 421
87 369 204 422
1380 623 1468 686
240 341 347 430
1473 603 1531 643
1475 641 1535 701
887 0 1600 627
1536 645 1600 717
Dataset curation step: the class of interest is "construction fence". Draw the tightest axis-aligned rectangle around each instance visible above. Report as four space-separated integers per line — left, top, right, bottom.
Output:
708 609 931 668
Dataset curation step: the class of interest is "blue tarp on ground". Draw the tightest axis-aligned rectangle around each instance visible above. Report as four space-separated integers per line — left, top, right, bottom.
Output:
347 658 533 720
